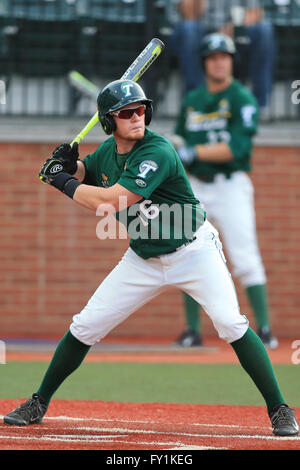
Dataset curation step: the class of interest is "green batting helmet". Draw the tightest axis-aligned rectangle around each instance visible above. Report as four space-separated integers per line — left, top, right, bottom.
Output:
97 79 153 135
200 33 236 59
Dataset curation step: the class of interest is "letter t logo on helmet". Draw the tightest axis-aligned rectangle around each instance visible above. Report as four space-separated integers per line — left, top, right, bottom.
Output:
121 83 134 97
201 33 236 58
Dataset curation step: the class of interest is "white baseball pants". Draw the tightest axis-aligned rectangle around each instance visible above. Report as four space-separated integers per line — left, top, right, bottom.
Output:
188 172 266 287
70 220 249 346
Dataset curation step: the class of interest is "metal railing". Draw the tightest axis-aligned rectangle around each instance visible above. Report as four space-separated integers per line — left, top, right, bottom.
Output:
0 0 299 120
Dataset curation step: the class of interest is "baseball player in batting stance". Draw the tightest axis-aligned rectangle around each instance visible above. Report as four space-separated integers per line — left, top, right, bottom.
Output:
173 33 278 349
4 79 298 436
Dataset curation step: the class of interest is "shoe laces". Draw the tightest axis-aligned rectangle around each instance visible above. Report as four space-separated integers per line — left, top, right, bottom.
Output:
18 395 45 416
271 406 294 426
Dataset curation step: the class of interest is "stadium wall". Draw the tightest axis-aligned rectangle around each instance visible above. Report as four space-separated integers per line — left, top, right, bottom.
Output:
1 142 300 340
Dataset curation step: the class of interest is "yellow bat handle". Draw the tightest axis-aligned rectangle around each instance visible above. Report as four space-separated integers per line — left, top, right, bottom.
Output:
71 112 99 146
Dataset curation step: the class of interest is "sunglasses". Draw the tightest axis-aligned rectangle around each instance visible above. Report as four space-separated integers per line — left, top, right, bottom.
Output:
111 104 146 120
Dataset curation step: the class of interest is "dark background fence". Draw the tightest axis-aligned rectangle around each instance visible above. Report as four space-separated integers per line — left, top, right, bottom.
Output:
0 0 300 120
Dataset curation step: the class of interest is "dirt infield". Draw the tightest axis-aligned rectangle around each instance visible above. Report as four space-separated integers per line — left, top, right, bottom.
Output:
1 338 298 451
4 337 296 364
1 400 299 450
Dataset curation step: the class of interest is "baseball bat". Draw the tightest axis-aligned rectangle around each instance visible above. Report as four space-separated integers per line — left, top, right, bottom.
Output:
70 37 165 146
68 70 99 100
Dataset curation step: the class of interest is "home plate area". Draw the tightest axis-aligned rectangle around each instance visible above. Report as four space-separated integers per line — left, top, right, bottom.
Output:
0 400 300 450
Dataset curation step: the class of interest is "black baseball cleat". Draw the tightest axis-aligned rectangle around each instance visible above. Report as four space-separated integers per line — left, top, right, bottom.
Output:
175 328 203 347
4 393 47 425
258 326 278 350
269 404 299 436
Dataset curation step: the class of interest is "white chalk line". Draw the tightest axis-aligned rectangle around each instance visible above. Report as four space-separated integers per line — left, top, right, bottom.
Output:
70 426 300 441
0 414 270 431
1 414 299 448
0 433 223 449
45 415 271 430
1 420 299 443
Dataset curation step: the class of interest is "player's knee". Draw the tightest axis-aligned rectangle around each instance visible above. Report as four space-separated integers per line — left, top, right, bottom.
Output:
215 315 249 343
233 261 266 287
69 327 95 346
238 268 266 287
69 308 109 346
69 301 129 346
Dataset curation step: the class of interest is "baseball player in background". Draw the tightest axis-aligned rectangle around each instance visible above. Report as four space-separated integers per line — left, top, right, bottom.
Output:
173 33 278 349
4 79 298 436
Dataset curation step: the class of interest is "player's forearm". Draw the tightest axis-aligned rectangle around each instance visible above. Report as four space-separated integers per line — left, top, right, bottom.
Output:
73 183 142 213
41 161 142 212
195 142 233 162
73 160 86 182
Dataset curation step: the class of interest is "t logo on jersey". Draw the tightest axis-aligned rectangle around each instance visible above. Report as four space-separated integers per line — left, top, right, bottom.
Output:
241 105 256 127
121 82 134 97
137 160 159 179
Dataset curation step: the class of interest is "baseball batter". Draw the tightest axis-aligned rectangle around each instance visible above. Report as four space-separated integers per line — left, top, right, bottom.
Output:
4 79 298 436
174 33 278 349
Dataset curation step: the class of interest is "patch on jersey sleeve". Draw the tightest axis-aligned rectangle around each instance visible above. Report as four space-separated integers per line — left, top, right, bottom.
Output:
101 173 110 187
137 160 159 178
241 105 257 127
135 178 147 188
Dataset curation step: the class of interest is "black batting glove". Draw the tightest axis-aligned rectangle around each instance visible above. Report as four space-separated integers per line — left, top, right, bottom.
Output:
39 158 81 199
51 142 79 175
39 158 66 184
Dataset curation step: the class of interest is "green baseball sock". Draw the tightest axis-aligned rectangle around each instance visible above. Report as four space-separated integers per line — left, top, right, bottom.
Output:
183 292 201 334
245 284 270 330
37 330 90 406
231 327 284 414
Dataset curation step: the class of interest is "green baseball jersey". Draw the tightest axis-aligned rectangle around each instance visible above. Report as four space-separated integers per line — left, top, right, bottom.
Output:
83 129 206 259
175 79 259 178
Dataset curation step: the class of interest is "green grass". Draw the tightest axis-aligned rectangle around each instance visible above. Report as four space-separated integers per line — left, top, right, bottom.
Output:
1 362 299 407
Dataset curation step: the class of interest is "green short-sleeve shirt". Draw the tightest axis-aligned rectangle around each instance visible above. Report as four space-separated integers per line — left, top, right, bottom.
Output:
175 79 259 178
83 129 206 259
